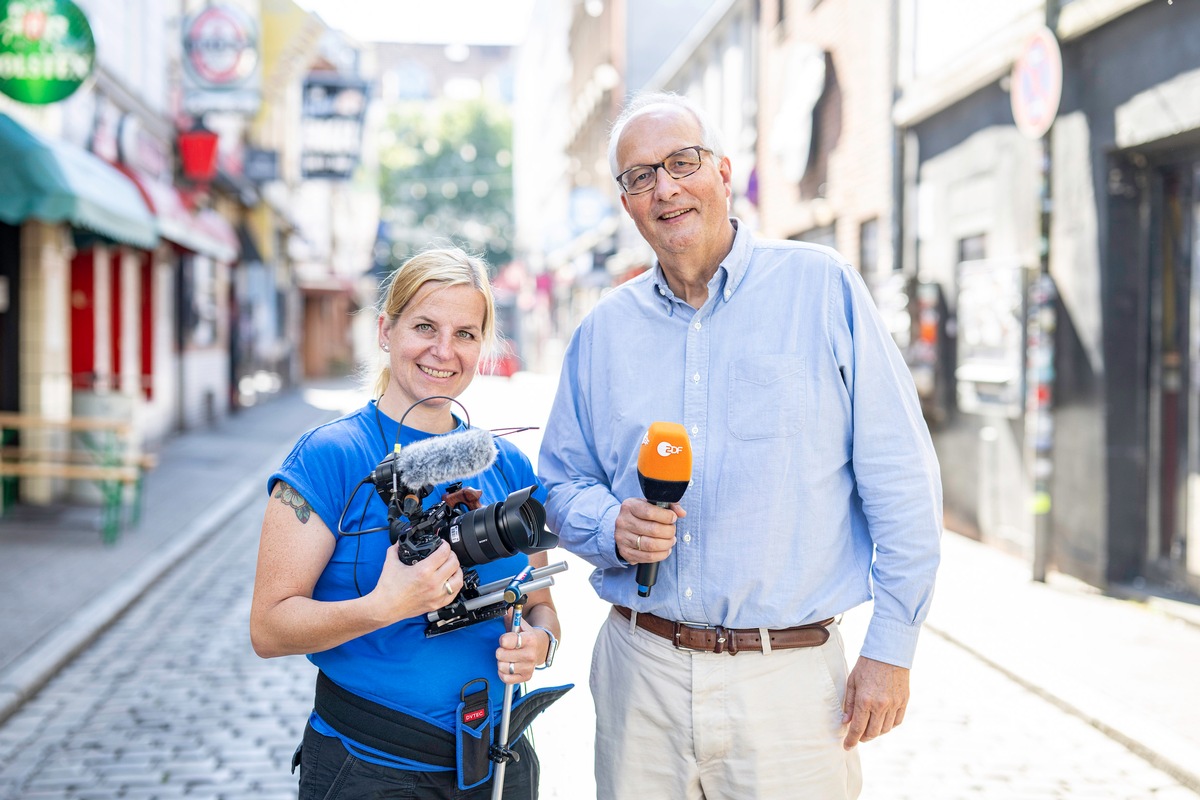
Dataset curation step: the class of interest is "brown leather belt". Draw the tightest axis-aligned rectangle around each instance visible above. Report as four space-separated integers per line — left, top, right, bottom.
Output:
614 605 833 655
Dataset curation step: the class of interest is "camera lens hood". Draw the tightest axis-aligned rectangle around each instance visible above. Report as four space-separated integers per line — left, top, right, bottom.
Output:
450 486 556 567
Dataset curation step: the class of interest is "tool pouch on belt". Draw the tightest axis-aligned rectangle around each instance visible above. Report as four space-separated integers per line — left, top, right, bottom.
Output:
456 679 493 790
457 682 575 790
313 671 572 789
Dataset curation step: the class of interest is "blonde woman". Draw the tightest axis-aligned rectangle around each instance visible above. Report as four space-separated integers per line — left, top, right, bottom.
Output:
252 247 561 799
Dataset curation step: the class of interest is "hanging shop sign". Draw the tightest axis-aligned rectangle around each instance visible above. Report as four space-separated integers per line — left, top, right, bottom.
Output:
181 3 261 115
300 72 368 179
243 147 278 183
0 0 95 105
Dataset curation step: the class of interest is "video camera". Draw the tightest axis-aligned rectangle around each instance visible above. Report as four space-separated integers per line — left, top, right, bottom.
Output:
367 424 562 637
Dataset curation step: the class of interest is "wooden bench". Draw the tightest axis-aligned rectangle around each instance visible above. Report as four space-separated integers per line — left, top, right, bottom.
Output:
0 412 156 542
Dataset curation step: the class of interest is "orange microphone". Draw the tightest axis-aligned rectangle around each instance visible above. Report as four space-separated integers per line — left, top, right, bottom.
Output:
635 422 693 598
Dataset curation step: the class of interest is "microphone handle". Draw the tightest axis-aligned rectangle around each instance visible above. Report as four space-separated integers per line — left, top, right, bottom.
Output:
635 500 671 598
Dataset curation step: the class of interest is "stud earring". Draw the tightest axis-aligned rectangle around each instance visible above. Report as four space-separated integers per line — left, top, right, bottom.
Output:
381 343 390 352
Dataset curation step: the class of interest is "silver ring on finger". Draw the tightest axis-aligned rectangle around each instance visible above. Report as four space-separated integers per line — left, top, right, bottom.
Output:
443 580 454 596
508 661 515 675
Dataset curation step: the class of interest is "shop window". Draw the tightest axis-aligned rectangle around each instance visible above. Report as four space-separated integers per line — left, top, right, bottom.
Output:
179 254 218 348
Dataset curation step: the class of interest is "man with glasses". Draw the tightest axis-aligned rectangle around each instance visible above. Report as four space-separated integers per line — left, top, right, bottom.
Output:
539 91 942 799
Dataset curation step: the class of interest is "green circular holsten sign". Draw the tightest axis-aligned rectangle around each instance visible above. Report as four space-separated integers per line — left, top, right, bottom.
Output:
0 0 96 104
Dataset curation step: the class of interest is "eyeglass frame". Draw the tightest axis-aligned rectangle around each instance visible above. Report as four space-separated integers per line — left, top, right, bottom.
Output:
615 145 714 195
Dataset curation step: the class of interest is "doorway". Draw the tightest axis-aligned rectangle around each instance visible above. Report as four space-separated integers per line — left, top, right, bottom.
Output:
1146 159 1200 591
0 222 18 413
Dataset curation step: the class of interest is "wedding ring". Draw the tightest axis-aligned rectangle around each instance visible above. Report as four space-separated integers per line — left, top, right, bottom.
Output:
508 661 515 675
443 580 453 596
635 535 642 551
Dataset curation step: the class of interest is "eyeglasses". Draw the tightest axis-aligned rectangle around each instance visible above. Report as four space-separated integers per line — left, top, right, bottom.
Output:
615 146 712 195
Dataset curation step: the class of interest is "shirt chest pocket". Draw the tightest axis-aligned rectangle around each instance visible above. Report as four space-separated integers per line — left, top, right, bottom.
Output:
727 356 806 440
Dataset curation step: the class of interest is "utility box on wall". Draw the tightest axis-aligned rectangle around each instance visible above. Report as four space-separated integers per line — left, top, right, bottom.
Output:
955 260 1026 419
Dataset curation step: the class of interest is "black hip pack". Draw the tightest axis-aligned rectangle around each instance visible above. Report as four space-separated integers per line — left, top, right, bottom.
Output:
313 671 572 789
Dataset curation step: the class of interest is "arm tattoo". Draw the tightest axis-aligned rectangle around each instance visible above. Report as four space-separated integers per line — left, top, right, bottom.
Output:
273 481 312 523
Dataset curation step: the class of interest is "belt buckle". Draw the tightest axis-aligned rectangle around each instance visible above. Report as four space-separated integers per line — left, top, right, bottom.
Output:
672 620 726 654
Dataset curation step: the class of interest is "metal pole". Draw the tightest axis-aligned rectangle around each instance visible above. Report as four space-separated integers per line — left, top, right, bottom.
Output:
491 599 523 800
1029 4 1061 582
1028 132 1056 582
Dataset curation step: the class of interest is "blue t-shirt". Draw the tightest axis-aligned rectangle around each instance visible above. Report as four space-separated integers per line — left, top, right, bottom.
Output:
269 399 546 769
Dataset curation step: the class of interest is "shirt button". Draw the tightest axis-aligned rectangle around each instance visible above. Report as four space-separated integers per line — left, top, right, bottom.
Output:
685 588 693 598
693 321 702 330
723 289 731 300
691 425 699 435
692 373 700 382
683 534 691 543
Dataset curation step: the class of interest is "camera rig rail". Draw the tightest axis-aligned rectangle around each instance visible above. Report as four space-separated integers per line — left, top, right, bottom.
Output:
424 561 569 637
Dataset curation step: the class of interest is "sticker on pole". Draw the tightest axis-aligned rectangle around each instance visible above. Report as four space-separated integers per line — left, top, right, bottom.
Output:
1010 26 1062 140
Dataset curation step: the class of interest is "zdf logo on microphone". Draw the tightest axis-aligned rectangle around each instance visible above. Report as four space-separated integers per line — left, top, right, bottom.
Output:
657 442 684 457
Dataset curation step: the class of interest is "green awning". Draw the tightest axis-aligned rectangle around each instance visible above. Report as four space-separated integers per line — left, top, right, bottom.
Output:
0 113 158 249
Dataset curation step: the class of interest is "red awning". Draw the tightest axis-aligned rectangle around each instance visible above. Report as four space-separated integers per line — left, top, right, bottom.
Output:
118 167 238 263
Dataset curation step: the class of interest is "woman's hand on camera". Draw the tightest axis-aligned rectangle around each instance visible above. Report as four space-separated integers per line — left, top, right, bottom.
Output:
441 485 482 510
370 540 463 624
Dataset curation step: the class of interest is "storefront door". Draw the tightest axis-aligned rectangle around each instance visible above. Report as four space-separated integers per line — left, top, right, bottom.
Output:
1147 158 1200 591
0 222 18 413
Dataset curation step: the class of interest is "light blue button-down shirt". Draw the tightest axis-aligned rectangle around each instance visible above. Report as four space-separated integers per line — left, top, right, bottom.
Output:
538 219 942 668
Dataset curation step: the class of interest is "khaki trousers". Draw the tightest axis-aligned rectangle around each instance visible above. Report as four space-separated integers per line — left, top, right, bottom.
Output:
591 607 862 800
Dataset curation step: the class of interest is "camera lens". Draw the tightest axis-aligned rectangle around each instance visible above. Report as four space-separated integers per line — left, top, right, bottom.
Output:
448 486 556 567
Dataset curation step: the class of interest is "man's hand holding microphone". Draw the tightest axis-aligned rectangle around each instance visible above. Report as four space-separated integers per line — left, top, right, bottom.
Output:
614 422 693 597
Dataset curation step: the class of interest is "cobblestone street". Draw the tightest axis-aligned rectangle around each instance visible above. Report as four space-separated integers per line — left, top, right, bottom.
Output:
0 375 1198 798
1 490 1197 798
0 500 314 800
844 612 1200 800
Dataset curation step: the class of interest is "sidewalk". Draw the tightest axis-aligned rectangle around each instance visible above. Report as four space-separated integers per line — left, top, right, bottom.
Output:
1 376 1199 793
919 532 1200 791
0 379 352 724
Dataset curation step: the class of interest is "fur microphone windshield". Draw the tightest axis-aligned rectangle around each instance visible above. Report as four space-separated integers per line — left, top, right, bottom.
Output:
396 427 497 488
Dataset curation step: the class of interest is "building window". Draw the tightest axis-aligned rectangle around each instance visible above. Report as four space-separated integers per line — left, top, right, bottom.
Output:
860 217 880 276
958 234 987 263
791 224 836 249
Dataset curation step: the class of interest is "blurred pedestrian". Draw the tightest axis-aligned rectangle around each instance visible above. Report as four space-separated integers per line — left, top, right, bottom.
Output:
251 246 562 799
538 91 942 799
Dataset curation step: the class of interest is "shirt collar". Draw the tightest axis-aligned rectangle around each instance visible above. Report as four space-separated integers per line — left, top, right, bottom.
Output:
649 217 752 311
719 218 753 299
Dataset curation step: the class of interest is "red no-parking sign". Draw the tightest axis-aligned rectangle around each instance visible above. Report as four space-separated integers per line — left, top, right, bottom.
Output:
1011 26 1062 139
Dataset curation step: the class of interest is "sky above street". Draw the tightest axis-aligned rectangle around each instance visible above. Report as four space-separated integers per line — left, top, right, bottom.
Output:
293 0 537 44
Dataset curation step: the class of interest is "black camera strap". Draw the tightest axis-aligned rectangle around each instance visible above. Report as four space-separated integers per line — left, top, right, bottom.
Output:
313 671 572 768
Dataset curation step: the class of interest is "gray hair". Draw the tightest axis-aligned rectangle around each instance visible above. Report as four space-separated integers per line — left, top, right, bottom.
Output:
607 91 727 179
